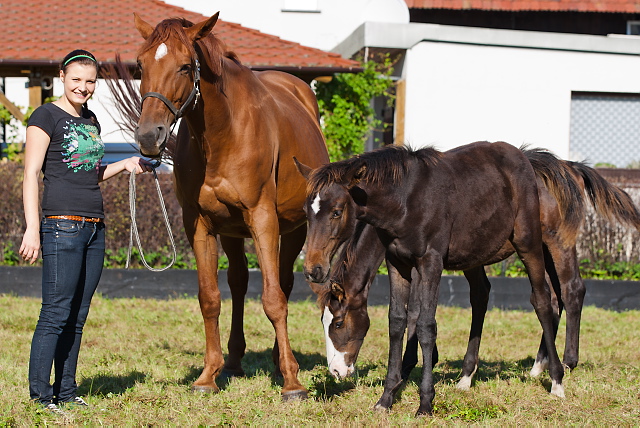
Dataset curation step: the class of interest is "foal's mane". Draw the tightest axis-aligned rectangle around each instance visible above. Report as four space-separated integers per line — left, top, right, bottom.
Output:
307 145 443 196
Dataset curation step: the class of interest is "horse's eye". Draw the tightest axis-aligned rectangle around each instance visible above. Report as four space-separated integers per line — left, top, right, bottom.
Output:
334 320 344 329
331 210 342 219
137 61 143 71
179 64 192 74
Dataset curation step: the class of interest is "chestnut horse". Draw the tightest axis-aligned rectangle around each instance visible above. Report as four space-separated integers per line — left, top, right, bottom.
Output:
303 148 640 390
298 141 565 416
132 13 329 399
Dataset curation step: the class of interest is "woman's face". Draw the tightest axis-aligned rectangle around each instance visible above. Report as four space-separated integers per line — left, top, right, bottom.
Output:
59 62 98 107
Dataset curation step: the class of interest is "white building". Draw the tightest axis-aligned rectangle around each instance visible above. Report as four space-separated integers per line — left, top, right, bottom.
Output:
165 0 640 166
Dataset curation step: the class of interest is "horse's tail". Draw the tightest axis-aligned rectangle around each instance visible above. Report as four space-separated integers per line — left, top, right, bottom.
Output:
523 147 586 243
569 161 640 230
102 54 176 161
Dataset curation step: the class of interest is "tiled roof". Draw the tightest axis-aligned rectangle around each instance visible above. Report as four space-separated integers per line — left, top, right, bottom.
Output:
404 0 640 12
0 0 358 72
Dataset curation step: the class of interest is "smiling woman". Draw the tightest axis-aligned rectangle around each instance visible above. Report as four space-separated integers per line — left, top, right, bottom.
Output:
18 49 155 416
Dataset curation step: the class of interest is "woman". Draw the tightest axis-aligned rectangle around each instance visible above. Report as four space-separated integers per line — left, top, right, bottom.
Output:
19 49 153 414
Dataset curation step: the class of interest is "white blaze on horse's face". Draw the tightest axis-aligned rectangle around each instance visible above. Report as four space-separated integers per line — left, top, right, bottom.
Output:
155 43 168 61
311 194 321 215
322 306 354 379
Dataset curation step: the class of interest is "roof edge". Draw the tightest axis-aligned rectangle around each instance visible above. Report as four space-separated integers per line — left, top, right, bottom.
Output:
333 21 640 58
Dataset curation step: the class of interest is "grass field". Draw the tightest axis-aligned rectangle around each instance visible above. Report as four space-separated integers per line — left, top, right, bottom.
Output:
1 293 638 426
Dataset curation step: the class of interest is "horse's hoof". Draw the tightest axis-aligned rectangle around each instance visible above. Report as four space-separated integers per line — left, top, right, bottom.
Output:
373 403 390 413
281 389 308 401
456 377 472 391
191 384 219 394
222 367 246 378
530 358 548 377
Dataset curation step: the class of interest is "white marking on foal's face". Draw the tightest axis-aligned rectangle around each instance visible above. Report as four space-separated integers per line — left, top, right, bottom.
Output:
155 43 168 61
322 306 353 379
311 194 321 215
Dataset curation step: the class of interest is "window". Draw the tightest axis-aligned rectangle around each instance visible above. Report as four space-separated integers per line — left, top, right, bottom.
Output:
627 21 640 35
569 92 640 167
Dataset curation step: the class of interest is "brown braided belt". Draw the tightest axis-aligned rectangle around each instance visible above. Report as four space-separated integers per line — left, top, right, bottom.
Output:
46 215 103 223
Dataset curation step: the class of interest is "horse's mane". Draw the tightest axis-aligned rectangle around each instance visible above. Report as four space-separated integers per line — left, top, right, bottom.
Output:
307 145 443 197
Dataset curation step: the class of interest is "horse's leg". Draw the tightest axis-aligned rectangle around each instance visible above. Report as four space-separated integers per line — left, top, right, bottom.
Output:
189 217 224 393
531 244 563 376
512 220 565 397
538 243 585 373
247 206 306 400
374 258 412 412
220 236 248 377
414 251 443 416
457 266 491 390
401 267 438 381
271 224 307 377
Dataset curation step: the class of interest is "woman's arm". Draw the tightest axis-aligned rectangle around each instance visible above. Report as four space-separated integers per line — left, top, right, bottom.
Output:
19 126 50 264
98 156 154 182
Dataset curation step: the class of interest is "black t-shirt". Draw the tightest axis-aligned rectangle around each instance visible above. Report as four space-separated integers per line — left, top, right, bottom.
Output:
28 103 105 218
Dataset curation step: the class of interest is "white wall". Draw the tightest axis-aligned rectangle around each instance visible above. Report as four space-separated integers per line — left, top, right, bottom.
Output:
403 42 640 158
161 0 409 50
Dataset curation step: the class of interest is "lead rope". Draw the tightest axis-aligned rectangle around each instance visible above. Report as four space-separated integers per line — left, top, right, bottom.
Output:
126 162 177 271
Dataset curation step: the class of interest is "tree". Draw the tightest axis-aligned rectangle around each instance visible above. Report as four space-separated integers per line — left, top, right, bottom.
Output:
315 56 395 162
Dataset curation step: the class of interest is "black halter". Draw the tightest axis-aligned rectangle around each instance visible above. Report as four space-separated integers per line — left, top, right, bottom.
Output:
140 58 201 128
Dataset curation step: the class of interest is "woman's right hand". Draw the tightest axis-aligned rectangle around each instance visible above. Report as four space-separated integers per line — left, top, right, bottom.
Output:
19 228 40 264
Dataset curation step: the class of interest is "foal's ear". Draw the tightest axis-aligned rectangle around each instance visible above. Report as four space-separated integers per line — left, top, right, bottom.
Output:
293 157 313 181
330 281 346 303
347 164 367 188
134 13 155 40
186 12 220 42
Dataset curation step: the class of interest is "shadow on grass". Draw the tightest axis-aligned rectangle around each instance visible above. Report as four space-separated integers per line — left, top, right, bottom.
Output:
78 370 146 397
402 355 540 387
178 349 329 393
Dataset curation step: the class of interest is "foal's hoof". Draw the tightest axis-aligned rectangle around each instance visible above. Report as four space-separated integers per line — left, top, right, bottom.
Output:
191 384 219 394
373 403 391 413
222 367 246 378
281 389 308 401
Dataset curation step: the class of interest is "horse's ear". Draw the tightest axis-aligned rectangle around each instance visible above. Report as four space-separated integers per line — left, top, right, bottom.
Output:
347 164 367 188
330 281 346 303
186 12 220 42
293 157 313 181
134 13 155 40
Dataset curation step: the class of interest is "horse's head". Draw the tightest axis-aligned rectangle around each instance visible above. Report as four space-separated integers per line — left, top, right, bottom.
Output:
318 280 370 379
133 13 219 157
294 158 366 283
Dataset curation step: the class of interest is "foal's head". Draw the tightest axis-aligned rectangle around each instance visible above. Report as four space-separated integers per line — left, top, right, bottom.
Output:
295 157 367 283
133 13 225 157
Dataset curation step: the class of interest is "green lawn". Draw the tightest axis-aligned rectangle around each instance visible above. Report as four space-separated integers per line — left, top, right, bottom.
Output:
1 294 638 426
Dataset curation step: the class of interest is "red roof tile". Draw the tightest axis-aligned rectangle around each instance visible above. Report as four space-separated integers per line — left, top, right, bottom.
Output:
0 0 358 72
405 0 640 12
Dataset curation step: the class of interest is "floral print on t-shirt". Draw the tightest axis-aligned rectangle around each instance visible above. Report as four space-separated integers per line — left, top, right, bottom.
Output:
62 120 104 172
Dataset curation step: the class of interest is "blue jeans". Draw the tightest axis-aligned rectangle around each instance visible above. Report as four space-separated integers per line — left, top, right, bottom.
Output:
29 217 105 404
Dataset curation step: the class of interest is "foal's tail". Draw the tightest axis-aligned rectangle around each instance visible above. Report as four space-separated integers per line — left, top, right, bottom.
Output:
523 147 586 243
523 146 640 243
569 161 640 230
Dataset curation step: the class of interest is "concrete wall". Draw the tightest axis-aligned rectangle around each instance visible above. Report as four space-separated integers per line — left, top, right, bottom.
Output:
403 34 640 158
3 266 639 311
